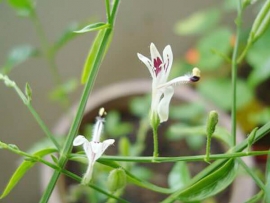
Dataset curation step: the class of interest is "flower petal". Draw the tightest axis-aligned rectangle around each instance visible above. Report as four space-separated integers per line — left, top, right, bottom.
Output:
157 86 174 123
150 43 163 76
93 139 115 162
73 135 88 146
137 53 155 78
162 45 173 79
83 142 94 161
150 43 162 64
157 75 191 89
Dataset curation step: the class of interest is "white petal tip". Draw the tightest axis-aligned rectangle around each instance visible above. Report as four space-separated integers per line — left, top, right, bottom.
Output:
73 135 87 146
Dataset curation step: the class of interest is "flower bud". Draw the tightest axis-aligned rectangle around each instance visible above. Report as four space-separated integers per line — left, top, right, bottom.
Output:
206 111 218 136
107 168 126 192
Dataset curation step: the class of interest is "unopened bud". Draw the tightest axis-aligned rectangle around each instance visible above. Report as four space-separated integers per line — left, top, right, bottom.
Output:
107 168 126 192
206 111 218 136
25 83 32 102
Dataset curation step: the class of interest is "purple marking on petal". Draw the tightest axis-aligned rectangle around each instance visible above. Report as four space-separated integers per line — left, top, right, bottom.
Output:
164 54 170 72
153 57 162 75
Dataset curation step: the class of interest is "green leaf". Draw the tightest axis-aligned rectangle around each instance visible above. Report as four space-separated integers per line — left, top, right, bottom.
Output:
74 22 110 33
174 8 221 35
198 78 253 110
52 22 81 52
0 148 56 199
1 45 37 74
196 27 232 70
105 111 133 138
246 26 270 70
81 29 107 84
248 57 270 88
7 0 34 16
169 102 205 122
167 124 232 147
49 78 78 105
168 162 191 191
163 159 238 202
246 190 264 203
129 95 151 117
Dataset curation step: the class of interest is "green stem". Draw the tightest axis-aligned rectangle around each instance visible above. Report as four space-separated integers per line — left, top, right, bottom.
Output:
39 1 120 202
70 150 270 163
0 141 128 203
205 134 211 163
31 10 70 107
238 158 266 191
31 11 62 86
0 75 60 149
152 124 159 159
231 0 242 146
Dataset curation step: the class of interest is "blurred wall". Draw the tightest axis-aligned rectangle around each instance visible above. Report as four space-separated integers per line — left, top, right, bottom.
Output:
0 0 244 202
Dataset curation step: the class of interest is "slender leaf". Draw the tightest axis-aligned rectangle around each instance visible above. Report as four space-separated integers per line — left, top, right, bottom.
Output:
1 45 37 74
162 159 238 202
81 29 106 83
52 22 81 52
246 190 264 203
74 22 110 33
7 0 34 16
0 148 56 199
168 162 191 191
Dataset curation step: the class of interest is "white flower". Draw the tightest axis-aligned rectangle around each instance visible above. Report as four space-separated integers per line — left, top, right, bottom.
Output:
73 108 115 185
137 43 200 123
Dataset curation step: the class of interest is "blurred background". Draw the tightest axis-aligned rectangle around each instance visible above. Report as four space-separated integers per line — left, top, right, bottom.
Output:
0 0 260 202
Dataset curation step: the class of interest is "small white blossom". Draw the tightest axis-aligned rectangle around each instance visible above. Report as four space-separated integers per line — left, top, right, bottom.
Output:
137 43 200 123
73 108 114 185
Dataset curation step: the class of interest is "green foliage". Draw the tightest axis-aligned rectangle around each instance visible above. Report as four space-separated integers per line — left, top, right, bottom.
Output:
0 148 56 199
1 45 37 74
174 8 221 35
163 159 238 202
105 111 133 138
168 162 191 191
74 22 110 33
129 95 151 118
80 28 111 84
52 22 81 52
196 27 232 70
198 78 253 110
7 0 34 17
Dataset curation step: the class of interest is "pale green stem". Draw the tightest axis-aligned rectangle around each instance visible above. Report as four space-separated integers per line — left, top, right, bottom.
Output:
0 75 60 149
238 158 266 191
231 0 242 146
39 1 120 202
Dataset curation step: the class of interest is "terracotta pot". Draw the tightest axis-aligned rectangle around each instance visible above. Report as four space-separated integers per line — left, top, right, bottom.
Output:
40 79 256 203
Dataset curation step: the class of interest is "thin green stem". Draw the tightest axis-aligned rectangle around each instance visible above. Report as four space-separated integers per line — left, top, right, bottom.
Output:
31 10 70 107
31 11 62 86
105 0 111 23
205 134 211 163
0 75 60 149
70 150 270 163
0 141 128 203
152 124 159 159
231 0 242 146
39 1 120 202
238 158 266 191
